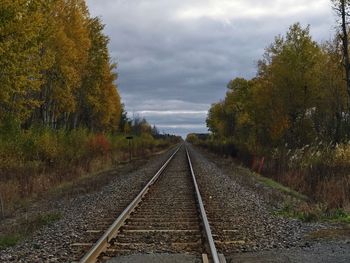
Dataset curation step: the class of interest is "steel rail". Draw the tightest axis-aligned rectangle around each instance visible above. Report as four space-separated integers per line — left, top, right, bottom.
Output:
80 145 182 263
185 146 221 263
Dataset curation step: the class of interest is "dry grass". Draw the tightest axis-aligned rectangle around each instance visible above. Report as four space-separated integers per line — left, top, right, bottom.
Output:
192 139 350 212
0 126 177 218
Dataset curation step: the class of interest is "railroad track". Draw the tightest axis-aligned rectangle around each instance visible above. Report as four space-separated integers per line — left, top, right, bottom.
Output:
77 144 226 263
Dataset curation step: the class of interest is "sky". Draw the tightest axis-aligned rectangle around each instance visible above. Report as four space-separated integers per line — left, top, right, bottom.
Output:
86 0 335 138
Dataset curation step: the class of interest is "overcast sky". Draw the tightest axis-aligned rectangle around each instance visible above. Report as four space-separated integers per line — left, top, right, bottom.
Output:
86 0 335 137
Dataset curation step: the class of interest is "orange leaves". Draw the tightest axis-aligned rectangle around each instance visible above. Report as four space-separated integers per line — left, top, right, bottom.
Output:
87 133 111 157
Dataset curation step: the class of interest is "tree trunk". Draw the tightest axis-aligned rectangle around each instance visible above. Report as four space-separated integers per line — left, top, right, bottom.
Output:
0 193 4 219
340 0 350 106
335 111 342 143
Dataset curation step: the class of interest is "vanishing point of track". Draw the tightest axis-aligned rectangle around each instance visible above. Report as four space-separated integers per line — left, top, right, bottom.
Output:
78 144 226 263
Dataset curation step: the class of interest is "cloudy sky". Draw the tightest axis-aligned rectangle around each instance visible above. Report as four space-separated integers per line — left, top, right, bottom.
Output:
86 0 335 137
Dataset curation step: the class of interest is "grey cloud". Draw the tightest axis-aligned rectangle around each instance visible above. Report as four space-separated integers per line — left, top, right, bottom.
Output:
87 0 335 136
127 99 209 111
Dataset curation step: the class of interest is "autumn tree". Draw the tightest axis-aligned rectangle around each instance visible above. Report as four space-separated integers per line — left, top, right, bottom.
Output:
0 0 122 133
0 0 48 122
260 23 323 148
36 0 91 129
206 102 232 137
317 40 349 142
332 0 350 107
76 16 121 131
206 23 347 155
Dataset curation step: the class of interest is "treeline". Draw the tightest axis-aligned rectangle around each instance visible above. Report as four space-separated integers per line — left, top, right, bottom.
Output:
204 23 350 209
0 0 121 131
207 23 349 151
0 1 182 217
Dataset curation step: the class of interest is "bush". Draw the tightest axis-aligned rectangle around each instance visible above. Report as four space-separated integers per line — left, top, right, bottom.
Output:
0 125 178 216
191 136 350 211
87 133 111 158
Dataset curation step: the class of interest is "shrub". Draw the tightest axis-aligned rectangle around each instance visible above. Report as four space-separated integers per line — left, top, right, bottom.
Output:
0 125 178 215
192 137 350 210
87 133 111 157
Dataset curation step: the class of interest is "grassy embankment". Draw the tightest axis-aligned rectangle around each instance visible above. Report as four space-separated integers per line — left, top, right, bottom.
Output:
189 137 350 223
0 123 178 218
0 123 179 248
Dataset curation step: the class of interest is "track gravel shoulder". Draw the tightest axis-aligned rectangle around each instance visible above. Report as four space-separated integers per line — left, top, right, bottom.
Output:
1 144 349 263
188 144 350 262
0 147 177 263
106 253 201 263
227 240 350 263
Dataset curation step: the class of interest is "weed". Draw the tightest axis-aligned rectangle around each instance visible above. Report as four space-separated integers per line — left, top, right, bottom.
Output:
276 202 350 223
256 176 308 201
324 209 350 223
33 212 62 227
0 234 21 249
0 212 62 249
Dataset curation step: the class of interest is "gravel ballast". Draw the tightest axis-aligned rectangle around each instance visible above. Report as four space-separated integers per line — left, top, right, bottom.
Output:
1 144 349 263
188 144 350 262
0 147 177 263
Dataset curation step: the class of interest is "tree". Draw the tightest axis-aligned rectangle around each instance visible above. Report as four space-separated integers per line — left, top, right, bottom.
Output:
206 102 229 137
317 40 349 142
0 0 48 122
119 104 129 132
77 17 120 131
207 23 333 153
0 0 122 133
40 0 91 129
259 23 322 147
332 0 350 109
